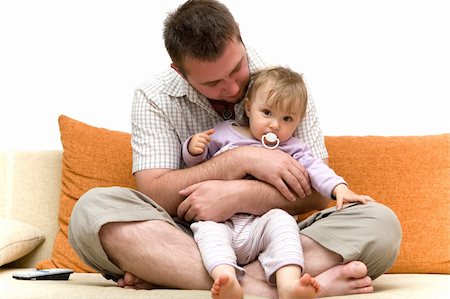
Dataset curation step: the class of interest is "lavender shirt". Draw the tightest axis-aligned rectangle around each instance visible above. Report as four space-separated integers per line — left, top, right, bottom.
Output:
183 120 346 198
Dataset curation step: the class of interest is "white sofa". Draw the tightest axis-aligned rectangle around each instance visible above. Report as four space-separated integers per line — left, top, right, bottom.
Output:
1 146 449 298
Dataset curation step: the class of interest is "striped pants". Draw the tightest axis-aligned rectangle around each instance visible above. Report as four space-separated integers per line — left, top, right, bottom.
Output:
191 208 304 285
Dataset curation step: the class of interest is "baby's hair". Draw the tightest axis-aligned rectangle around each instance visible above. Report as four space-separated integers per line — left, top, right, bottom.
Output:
247 66 308 119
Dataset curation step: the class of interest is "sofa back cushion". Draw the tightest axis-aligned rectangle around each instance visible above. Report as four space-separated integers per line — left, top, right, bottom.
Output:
324 135 449 274
36 115 136 272
37 115 449 274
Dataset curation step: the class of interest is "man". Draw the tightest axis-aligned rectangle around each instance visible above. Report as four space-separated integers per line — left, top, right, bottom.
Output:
69 0 401 297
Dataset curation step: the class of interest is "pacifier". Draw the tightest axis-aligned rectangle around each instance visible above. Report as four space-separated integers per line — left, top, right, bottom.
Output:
261 132 280 149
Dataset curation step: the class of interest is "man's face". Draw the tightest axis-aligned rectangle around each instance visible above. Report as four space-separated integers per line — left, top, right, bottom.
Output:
180 38 250 103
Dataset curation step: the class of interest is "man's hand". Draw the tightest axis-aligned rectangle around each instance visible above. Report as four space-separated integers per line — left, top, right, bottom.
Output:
238 147 311 202
177 180 242 222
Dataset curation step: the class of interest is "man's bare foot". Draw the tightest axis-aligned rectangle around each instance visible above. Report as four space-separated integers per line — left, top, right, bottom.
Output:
117 272 156 289
211 273 243 299
278 273 320 299
315 261 373 297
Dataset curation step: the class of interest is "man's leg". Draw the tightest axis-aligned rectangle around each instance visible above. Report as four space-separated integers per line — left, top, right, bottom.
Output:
241 223 370 298
69 187 212 289
99 220 213 289
69 187 277 296
299 202 402 297
103 220 279 296
301 235 373 297
244 202 401 298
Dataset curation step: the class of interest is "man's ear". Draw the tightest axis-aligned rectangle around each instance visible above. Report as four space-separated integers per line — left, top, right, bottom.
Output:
171 63 186 79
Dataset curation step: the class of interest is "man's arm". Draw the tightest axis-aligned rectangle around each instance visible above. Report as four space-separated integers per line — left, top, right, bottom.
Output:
175 157 331 221
135 146 316 216
135 149 244 216
176 178 330 222
239 158 330 216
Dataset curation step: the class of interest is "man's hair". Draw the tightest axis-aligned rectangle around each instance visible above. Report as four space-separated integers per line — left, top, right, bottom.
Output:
247 67 308 119
163 0 241 74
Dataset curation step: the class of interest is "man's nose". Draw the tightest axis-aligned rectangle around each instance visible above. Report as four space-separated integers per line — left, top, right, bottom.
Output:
225 79 239 97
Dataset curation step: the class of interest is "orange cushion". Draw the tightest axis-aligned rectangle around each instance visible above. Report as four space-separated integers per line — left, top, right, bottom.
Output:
324 134 450 274
36 115 136 272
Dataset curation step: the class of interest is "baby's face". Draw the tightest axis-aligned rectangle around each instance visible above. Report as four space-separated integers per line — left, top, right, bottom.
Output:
245 87 302 144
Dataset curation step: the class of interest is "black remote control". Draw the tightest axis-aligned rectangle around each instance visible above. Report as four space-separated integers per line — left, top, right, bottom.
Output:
12 268 73 280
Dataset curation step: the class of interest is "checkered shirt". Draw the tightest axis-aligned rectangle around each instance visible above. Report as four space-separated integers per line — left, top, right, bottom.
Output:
131 46 328 173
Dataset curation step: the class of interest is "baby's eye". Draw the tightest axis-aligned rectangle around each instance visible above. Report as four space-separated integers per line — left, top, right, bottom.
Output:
262 109 271 116
283 116 293 122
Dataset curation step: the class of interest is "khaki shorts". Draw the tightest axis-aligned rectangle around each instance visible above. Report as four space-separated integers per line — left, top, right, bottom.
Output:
69 187 401 280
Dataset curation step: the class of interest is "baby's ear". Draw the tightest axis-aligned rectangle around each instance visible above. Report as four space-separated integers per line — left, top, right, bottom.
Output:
244 98 250 115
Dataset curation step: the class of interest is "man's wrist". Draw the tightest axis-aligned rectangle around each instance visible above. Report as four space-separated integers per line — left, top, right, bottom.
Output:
232 146 254 173
217 147 251 180
227 179 266 215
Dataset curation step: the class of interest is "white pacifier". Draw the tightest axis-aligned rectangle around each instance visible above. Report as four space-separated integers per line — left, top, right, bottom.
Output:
261 132 280 149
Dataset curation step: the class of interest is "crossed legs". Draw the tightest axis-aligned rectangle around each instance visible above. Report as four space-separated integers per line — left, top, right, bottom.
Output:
100 220 373 298
72 188 401 298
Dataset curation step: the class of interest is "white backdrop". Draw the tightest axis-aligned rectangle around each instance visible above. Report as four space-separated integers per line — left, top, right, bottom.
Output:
1 0 449 150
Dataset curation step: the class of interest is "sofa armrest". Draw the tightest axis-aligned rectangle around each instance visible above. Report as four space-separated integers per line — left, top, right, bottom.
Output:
0 151 62 268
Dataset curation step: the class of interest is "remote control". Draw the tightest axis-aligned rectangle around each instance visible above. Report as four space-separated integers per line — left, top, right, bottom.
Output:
12 268 73 280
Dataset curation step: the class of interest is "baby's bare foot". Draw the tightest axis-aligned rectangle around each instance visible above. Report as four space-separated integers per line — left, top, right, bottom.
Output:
278 273 320 299
211 273 243 299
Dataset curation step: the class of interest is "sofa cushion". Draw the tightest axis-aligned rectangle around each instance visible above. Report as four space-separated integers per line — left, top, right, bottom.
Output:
324 135 450 274
36 115 136 272
0 219 45 266
38 115 449 274
1 268 449 299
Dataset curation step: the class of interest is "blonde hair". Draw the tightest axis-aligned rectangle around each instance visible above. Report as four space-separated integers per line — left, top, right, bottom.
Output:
247 66 308 119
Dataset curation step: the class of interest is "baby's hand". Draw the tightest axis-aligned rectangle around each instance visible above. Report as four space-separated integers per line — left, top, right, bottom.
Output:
332 184 375 210
188 128 215 156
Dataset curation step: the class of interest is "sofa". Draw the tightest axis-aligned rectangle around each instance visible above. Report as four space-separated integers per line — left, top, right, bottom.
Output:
1 115 449 299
